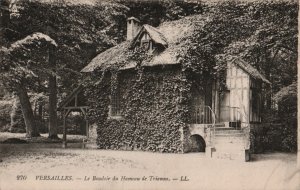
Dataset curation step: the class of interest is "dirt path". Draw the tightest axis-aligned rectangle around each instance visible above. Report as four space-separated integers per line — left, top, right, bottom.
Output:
0 142 298 190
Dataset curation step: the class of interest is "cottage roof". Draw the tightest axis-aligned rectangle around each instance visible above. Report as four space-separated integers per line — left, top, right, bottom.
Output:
81 41 131 72
81 15 270 84
81 15 205 72
232 58 271 84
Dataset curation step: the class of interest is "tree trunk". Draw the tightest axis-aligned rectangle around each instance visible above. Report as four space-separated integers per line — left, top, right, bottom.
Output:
10 96 17 127
48 47 59 139
16 85 40 138
48 73 59 139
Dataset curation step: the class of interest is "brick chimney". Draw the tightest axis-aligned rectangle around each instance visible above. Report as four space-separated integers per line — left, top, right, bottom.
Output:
127 17 141 41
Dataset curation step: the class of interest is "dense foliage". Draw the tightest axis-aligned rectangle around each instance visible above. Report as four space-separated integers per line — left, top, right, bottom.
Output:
86 66 187 152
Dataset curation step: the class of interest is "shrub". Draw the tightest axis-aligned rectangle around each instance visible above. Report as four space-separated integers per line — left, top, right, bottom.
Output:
250 123 297 153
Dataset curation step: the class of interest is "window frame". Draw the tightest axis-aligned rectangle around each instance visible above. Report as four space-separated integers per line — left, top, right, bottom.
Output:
108 75 124 120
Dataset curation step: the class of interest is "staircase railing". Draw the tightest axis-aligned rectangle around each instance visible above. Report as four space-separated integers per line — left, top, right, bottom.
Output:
207 106 216 147
191 106 250 149
192 106 216 147
192 106 214 124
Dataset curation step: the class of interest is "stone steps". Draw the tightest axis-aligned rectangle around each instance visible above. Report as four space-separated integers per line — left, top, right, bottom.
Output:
215 128 244 135
215 132 244 136
212 150 246 160
212 129 248 161
214 140 245 150
215 127 241 131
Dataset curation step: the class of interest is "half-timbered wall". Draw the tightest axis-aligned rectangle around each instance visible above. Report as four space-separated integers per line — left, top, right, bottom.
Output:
222 62 251 123
217 62 263 123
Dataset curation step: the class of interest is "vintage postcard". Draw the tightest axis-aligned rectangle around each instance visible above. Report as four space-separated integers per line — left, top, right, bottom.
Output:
0 0 299 189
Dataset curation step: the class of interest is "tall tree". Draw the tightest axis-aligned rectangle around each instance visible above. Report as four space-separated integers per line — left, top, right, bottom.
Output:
0 33 57 137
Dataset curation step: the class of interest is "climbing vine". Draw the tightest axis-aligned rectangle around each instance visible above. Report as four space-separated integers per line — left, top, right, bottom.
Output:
85 46 194 152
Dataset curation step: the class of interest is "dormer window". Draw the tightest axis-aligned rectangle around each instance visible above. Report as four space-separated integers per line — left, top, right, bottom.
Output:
138 32 153 52
129 23 168 54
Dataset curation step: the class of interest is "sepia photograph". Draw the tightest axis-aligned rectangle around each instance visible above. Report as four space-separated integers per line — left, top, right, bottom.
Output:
0 0 299 189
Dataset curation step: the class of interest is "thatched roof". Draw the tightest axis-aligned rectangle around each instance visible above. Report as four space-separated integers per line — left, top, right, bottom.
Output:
232 58 271 84
81 41 131 72
81 15 270 85
81 15 206 72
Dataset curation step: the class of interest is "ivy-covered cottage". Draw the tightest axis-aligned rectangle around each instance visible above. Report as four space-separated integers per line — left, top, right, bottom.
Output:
63 16 270 161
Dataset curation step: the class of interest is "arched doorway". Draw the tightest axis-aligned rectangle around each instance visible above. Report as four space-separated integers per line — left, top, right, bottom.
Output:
189 134 206 152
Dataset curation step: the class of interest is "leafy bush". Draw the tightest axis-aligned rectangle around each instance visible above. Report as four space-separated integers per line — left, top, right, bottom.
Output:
250 123 297 153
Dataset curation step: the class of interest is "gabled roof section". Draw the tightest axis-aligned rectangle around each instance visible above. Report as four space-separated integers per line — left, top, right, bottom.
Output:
130 24 168 48
232 58 271 84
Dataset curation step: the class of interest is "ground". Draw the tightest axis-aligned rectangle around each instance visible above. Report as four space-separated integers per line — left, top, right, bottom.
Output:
0 133 299 190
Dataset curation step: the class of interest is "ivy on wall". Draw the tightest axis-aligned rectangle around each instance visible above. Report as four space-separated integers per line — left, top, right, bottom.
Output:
84 41 219 152
85 65 186 152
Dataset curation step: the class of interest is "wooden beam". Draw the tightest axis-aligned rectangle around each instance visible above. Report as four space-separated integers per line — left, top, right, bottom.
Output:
62 108 71 148
86 118 89 138
248 77 251 123
80 107 86 116
215 80 220 123
75 94 78 107
62 109 67 148
81 108 89 138
64 108 71 118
